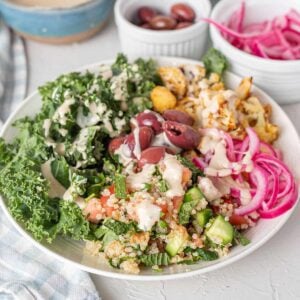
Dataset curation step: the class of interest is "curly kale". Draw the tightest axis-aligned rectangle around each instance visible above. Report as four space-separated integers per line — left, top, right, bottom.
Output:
0 54 160 244
203 48 228 76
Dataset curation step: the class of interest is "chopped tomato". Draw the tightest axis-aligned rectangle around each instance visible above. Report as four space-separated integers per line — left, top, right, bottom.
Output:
229 214 249 226
172 196 183 210
83 198 104 224
157 202 168 214
100 185 115 217
181 167 192 186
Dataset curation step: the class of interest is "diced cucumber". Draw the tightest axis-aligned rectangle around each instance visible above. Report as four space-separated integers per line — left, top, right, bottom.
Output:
179 187 205 225
205 215 234 245
156 220 168 234
184 187 204 203
165 225 188 257
196 209 213 228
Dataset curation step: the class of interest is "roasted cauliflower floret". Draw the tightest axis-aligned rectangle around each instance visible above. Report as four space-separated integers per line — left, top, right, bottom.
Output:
181 64 206 97
239 96 279 143
158 66 187 98
236 77 253 100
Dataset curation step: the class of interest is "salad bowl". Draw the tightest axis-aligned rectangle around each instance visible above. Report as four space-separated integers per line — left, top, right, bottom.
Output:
0 57 299 280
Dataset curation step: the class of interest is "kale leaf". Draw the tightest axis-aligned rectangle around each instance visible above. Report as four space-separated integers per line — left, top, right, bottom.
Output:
51 157 70 188
203 48 228 76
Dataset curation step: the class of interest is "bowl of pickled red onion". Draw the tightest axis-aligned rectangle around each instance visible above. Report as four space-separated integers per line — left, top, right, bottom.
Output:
209 0 300 104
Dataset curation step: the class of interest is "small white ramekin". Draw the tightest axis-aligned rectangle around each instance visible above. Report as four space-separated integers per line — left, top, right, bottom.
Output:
114 0 211 60
210 0 300 104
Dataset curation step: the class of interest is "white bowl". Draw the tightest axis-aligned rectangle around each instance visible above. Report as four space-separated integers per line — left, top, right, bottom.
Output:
210 0 300 104
114 0 211 59
1 57 300 281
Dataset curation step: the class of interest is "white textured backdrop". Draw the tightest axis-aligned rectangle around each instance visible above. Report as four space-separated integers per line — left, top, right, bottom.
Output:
26 16 300 300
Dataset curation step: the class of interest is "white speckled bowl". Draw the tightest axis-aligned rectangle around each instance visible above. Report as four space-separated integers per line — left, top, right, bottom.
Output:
210 0 300 104
114 0 211 59
0 57 299 280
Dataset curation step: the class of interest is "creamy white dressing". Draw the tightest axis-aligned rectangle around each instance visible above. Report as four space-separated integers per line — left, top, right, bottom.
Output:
241 152 254 173
126 164 155 191
72 127 99 167
43 119 51 138
136 199 161 231
132 127 141 159
89 102 107 116
182 64 202 81
224 90 239 115
152 132 181 154
63 187 86 209
55 143 66 156
199 133 234 177
202 96 219 119
74 129 89 160
206 142 231 172
198 177 221 202
53 97 75 126
161 154 185 198
41 160 66 198
110 70 128 102
211 176 251 205
76 106 98 128
240 189 252 205
144 109 165 123
43 119 66 155
130 117 138 129
199 134 220 155
98 64 113 80
115 144 132 165
58 128 68 137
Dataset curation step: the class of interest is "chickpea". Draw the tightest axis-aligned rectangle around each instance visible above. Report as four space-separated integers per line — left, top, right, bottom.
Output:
150 86 177 113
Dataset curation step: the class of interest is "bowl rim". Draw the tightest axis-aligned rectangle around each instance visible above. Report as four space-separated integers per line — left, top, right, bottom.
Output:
0 56 299 281
114 0 211 38
0 0 104 14
210 0 300 70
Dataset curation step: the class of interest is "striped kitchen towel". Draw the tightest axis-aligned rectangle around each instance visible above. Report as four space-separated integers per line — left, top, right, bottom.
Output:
0 23 100 300
0 22 27 123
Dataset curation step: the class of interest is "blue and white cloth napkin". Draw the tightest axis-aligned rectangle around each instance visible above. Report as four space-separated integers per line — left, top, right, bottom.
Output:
0 24 100 300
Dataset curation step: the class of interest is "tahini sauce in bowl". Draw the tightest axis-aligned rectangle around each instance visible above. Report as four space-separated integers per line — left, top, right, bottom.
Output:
9 0 92 8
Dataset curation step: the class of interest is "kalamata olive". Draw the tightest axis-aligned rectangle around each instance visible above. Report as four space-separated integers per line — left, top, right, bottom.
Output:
149 15 177 30
126 126 154 155
137 6 157 23
162 109 194 126
175 21 193 29
163 121 200 150
138 146 167 167
136 111 163 134
108 136 126 154
171 3 196 22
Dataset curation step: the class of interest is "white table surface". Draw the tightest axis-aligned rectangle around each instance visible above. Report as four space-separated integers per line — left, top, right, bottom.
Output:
26 17 300 300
